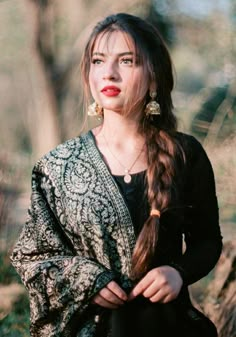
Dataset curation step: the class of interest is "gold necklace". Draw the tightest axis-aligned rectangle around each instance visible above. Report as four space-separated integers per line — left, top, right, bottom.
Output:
102 133 145 184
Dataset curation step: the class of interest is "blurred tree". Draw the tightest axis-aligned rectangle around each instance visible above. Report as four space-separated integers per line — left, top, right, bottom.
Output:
26 0 61 158
169 1 236 143
191 81 236 144
25 0 153 159
202 240 236 337
145 0 176 47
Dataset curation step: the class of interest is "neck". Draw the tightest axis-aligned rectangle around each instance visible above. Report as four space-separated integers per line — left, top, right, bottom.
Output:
92 109 147 177
100 110 143 149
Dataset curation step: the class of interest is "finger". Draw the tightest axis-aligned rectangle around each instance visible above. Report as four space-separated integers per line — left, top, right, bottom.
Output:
149 289 176 303
149 288 167 303
142 280 160 299
100 287 124 305
128 276 153 300
107 281 127 301
92 294 119 309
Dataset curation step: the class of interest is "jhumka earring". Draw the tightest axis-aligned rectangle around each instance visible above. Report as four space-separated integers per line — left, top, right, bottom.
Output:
145 91 161 117
88 102 104 118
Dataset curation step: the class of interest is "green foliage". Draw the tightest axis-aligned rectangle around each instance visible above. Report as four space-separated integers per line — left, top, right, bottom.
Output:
0 293 30 337
0 251 30 337
0 251 21 285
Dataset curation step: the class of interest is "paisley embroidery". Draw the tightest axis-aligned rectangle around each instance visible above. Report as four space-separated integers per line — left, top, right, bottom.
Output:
11 132 135 337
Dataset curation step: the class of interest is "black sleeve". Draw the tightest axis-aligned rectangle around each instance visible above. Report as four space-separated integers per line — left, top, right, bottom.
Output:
171 135 223 285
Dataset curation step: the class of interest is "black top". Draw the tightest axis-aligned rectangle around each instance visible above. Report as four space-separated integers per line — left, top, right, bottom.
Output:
113 171 149 236
113 133 223 286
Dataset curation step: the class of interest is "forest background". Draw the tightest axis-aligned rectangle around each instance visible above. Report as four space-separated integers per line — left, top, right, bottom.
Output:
0 0 235 336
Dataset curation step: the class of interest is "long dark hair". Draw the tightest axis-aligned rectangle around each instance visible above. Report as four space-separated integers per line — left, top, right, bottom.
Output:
80 13 185 280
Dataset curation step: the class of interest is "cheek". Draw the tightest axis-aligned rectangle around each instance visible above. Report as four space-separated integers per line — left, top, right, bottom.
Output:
128 70 148 97
89 70 98 99
88 70 94 89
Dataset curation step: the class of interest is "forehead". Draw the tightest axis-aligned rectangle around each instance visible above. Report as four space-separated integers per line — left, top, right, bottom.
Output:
92 30 136 55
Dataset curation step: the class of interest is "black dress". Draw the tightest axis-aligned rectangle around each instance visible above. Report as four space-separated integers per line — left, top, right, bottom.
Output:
104 149 221 337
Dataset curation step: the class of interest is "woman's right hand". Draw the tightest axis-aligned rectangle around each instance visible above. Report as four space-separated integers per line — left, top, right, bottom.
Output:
92 280 127 309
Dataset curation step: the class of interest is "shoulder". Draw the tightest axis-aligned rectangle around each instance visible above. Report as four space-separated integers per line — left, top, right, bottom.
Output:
175 131 207 158
33 131 92 175
175 131 213 172
175 131 203 151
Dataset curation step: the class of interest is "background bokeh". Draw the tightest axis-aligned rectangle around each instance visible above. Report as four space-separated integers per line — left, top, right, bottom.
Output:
0 0 235 336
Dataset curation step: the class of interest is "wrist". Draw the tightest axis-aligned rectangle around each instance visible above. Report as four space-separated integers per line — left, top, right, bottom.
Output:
168 262 187 286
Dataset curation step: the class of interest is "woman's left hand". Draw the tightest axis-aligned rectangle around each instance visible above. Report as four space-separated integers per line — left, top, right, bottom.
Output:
128 266 183 303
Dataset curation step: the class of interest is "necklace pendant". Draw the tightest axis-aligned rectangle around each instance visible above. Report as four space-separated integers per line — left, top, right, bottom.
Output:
124 173 132 184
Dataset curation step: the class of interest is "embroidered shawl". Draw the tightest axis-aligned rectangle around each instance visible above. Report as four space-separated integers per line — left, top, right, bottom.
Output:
10 131 222 337
11 131 138 336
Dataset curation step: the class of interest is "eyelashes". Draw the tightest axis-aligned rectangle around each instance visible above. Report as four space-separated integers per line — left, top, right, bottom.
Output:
120 58 133 65
91 57 136 65
92 58 103 64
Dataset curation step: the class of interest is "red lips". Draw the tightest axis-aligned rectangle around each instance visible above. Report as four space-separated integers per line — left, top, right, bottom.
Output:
101 86 121 97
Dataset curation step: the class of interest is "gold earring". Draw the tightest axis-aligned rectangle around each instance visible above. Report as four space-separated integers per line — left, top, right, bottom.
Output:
145 92 161 116
88 102 104 118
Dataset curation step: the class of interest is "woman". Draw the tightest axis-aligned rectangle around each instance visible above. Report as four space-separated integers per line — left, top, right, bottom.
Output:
11 13 222 337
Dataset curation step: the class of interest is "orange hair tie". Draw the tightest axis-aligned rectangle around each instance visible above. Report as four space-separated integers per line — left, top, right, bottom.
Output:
150 209 161 218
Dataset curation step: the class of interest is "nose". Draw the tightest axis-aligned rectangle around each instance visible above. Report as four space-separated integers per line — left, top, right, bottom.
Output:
102 61 118 81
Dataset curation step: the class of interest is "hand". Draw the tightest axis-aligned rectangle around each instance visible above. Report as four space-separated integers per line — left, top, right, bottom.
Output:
92 280 127 309
128 266 183 303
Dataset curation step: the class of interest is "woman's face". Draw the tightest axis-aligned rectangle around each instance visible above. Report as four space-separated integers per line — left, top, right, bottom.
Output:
89 30 149 115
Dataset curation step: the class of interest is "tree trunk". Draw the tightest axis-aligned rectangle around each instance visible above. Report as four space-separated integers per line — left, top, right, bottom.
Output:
24 0 152 159
25 0 61 159
202 240 236 337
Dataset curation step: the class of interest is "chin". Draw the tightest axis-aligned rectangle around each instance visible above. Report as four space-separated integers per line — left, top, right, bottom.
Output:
103 105 123 113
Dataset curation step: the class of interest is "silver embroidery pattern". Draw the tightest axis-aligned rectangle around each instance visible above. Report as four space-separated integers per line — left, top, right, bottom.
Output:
11 132 136 337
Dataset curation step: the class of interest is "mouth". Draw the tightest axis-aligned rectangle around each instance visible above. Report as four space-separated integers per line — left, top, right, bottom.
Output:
101 86 121 97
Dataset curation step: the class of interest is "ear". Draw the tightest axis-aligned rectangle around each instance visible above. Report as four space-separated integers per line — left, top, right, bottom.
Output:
149 80 157 93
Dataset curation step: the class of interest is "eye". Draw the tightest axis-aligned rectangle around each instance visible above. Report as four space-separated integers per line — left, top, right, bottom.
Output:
120 58 133 65
92 58 103 65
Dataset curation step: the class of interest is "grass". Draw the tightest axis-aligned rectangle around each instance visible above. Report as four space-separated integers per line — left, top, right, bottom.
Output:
0 293 30 337
0 252 21 285
0 251 30 337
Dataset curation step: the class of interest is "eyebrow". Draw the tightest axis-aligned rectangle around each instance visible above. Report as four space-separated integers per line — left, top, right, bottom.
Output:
92 51 134 57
